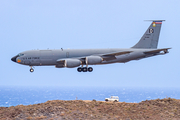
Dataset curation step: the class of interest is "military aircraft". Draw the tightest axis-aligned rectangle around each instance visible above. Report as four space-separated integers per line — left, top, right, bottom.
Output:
11 20 170 72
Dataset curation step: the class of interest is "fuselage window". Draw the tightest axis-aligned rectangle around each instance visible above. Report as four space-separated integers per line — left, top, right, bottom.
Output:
18 53 24 57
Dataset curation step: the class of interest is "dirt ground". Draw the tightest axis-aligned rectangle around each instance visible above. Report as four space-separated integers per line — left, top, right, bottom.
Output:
0 98 180 120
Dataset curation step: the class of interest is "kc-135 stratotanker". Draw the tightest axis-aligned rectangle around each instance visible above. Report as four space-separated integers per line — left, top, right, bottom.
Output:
11 20 170 72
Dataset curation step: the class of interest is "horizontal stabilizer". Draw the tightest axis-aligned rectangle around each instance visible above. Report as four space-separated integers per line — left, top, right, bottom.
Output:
144 48 171 54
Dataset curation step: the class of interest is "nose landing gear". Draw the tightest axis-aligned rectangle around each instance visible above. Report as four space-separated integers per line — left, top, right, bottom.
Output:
30 66 34 73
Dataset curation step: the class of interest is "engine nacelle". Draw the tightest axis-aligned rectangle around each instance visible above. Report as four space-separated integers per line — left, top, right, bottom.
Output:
64 59 81 68
86 56 103 65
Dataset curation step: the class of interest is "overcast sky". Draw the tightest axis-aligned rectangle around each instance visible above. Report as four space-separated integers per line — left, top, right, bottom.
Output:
1 0 179 87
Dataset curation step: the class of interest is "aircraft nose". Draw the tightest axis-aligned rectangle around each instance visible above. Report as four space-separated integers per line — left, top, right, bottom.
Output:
11 56 17 62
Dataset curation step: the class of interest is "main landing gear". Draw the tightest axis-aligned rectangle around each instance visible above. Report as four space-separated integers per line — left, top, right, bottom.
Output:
77 67 93 72
77 58 93 72
30 66 34 73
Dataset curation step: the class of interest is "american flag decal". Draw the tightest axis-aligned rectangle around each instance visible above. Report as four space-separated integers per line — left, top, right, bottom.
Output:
154 21 162 24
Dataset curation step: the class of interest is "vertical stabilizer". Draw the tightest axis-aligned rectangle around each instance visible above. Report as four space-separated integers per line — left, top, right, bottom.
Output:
132 20 165 49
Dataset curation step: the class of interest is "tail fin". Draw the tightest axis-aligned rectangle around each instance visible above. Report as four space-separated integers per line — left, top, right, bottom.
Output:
132 20 165 49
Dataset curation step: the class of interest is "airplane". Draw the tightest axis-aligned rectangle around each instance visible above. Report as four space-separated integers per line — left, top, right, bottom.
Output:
11 20 170 73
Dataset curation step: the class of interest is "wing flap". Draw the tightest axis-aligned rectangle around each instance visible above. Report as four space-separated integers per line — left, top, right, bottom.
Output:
101 51 132 61
102 51 133 56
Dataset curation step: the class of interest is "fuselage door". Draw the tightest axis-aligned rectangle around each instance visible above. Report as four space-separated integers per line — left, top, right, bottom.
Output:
66 52 69 58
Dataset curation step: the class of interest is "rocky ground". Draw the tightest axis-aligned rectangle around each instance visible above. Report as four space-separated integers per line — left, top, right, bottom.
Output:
0 98 180 120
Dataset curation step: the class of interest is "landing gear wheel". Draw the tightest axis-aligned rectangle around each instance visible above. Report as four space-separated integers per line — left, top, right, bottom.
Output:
77 67 82 72
77 67 93 72
30 68 34 72
88 67 93 72
82 67 88 72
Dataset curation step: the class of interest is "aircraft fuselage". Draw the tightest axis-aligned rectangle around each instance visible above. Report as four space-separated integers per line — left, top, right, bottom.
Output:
11 48 165 66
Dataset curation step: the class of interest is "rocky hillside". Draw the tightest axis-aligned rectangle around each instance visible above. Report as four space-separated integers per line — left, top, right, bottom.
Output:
0 98 180 120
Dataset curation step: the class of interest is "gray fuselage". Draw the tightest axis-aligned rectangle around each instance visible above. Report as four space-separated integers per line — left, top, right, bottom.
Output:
12 48 158 67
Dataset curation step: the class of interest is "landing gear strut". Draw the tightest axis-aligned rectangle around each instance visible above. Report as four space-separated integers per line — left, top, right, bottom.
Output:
77 67 93 72
30 66 34 73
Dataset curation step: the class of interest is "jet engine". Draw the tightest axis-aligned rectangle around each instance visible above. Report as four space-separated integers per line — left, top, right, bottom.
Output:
86 56 103 65
64 59 82 68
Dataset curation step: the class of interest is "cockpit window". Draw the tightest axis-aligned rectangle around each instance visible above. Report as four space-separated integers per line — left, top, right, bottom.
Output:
18 53 24 57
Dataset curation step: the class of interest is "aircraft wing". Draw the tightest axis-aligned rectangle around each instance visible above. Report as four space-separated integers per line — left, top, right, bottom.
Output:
56 51 133 63
144 48 171 54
